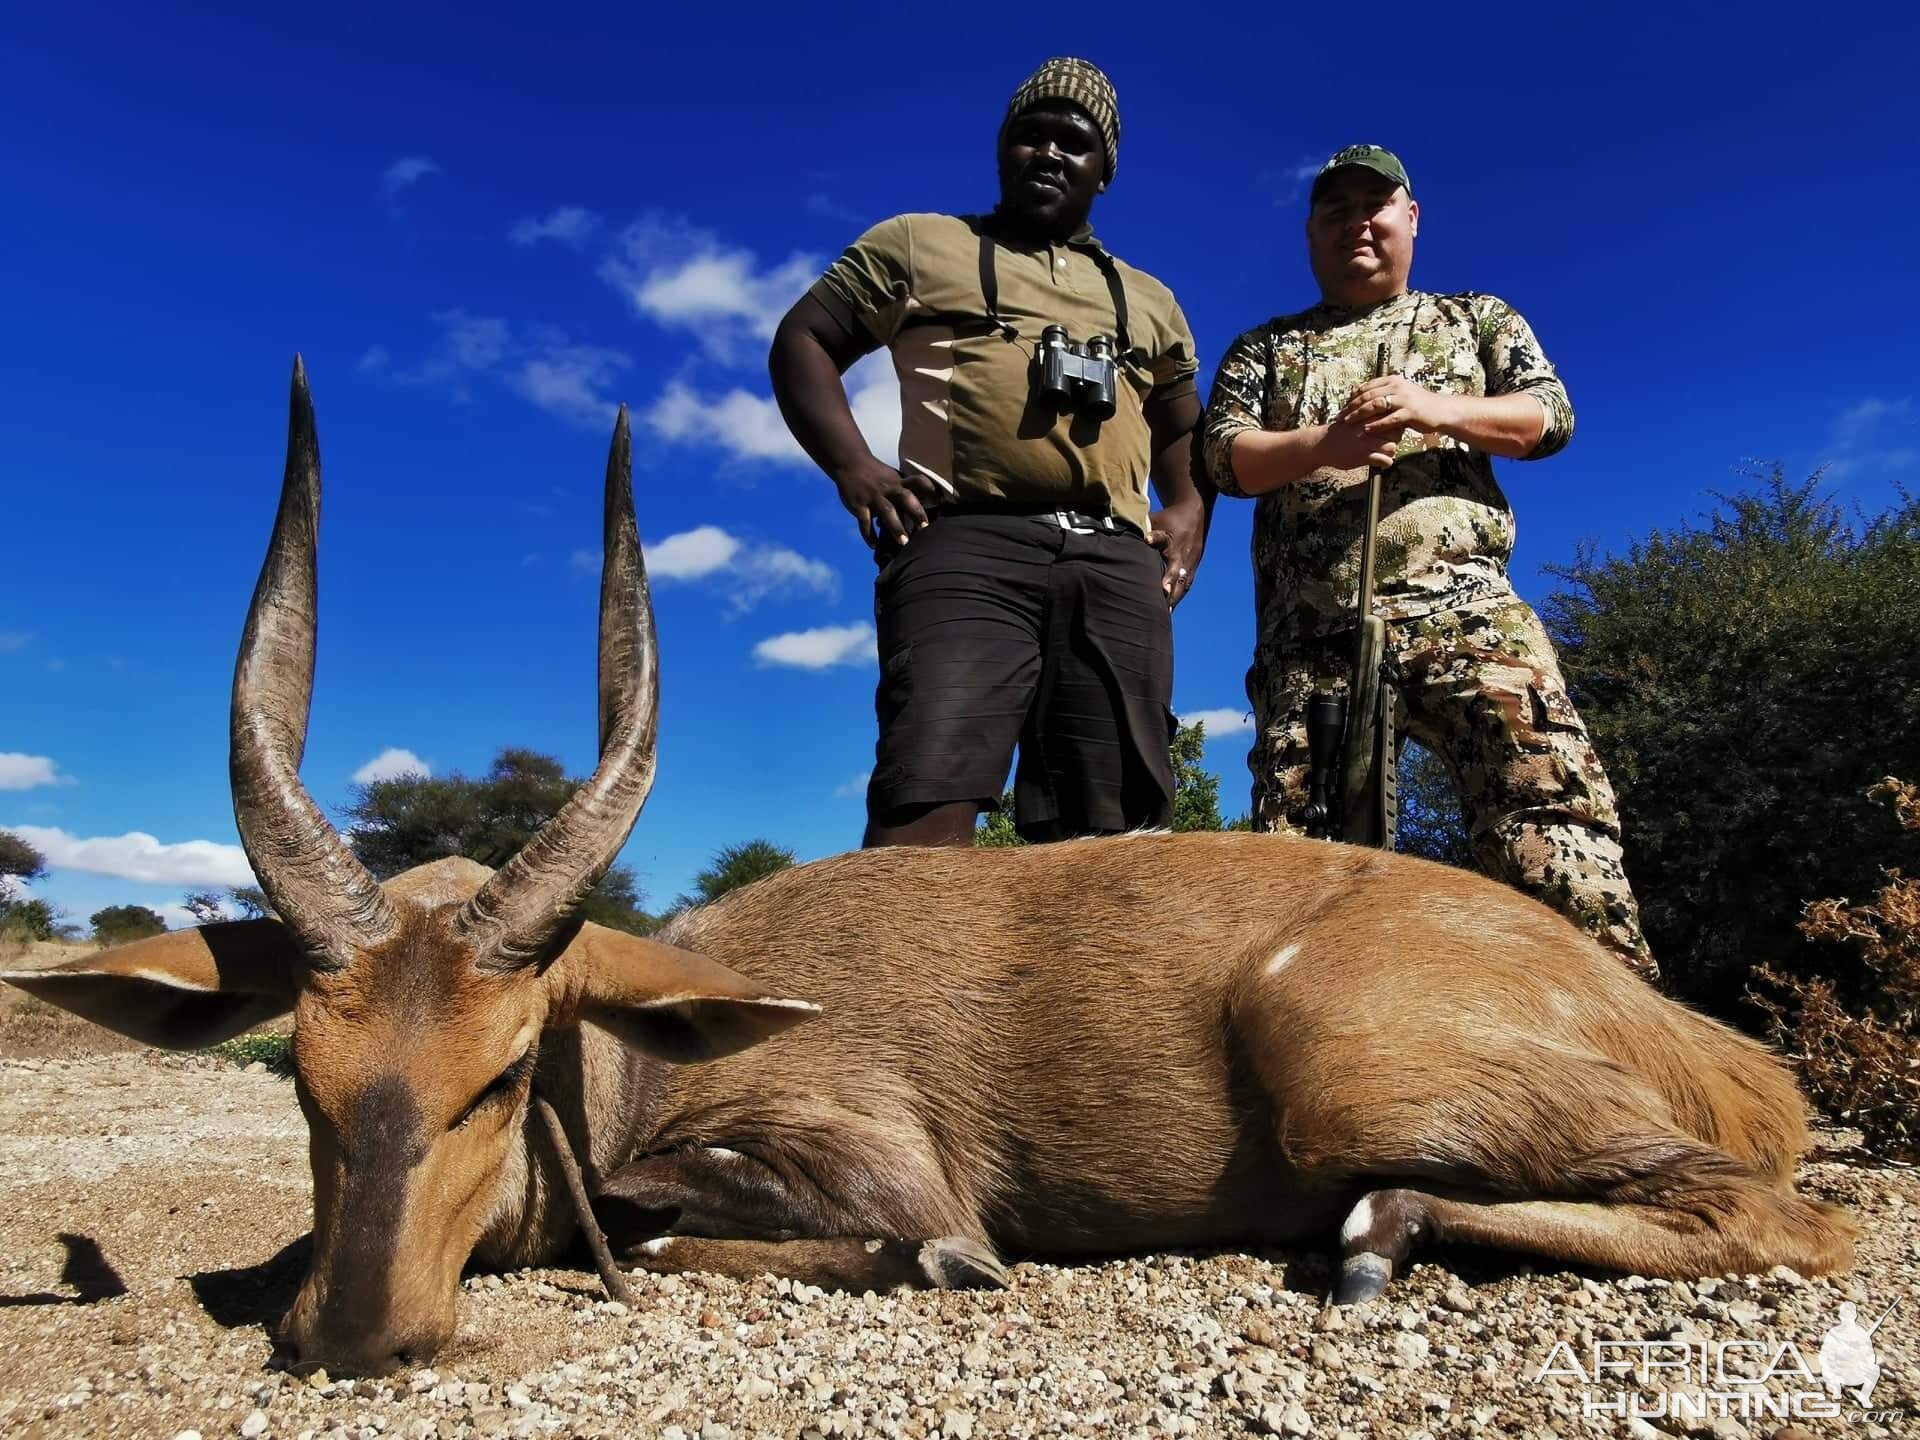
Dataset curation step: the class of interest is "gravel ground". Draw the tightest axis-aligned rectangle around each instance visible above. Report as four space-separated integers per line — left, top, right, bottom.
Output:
1 1043 1915 1440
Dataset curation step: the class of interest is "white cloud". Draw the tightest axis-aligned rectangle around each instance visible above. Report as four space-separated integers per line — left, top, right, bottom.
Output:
382 155 440 193
645 526 741 579
833 771 871 798
0 753 70 790
513 339 630 429
637 526 836 611
1263 155 1329 206
1178 707 1255 739
352 748 430 784
1834 396 1910 449
647 382 807 462
600 213 822 364
369 311 631 429
0 632 28 651
7 825 255 887
752 623 876 670
511 206 602 248
570 549 599 573
647 351 899 468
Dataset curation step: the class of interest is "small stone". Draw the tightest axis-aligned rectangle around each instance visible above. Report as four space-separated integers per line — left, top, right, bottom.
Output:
1243 1317 1282 1348
1439 1284 1477 1314
962 1342 991 1369
698 1308 725 1328
941 1409 975 1439
1767 1265 1805 1286
244 1061 268 1074
1390 1332 1429 1368
743 1377 776 1402
1279 1403 1312 1436
241 1412 269 1438
506 1384 532 1407
304 1369 330 1390
699 1424 732 1440
1725 1300 1764 1326
172 1432 204 1440
1309 1338 1342 1369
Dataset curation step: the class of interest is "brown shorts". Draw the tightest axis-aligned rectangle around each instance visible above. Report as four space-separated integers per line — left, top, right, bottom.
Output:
867 508 1177 842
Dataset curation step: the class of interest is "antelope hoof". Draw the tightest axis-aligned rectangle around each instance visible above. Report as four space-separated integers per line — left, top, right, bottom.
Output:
1332 1251 1393 1305
918 1236 1008 1290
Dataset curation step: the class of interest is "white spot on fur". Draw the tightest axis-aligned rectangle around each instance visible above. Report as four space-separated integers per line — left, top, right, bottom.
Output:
1265 943 1301 976
642 1236 678 1256
702 1146 744 1162
1340 1196 1375 1246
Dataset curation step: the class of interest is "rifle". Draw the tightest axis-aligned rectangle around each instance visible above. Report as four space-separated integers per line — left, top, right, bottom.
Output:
1301 342 1398 849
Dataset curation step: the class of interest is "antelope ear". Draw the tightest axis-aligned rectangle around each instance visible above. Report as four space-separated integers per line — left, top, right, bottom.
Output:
0 920 301 1050
557 922 820 1064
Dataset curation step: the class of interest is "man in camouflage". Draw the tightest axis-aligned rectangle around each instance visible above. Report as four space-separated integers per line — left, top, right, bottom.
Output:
1200 144 1657 981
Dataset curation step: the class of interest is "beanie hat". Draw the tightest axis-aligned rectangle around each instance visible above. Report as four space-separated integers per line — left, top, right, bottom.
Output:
999 57 1120 182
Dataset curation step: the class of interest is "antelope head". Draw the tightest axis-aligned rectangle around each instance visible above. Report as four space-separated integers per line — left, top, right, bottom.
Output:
2 361 818 1375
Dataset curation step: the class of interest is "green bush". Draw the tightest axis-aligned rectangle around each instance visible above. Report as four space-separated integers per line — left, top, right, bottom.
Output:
1543 469 1920 1009
206 1032 294 1077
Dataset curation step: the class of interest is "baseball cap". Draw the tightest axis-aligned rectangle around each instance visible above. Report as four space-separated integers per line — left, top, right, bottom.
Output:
1310 144 1412 203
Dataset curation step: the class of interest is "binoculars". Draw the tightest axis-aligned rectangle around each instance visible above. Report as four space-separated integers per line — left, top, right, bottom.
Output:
1035 324 1118 420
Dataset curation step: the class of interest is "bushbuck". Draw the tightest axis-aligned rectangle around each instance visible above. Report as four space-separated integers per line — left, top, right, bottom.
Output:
2 361 1856 1377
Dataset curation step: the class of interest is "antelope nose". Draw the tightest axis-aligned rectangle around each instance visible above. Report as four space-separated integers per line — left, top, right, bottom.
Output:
276 1319 442 1378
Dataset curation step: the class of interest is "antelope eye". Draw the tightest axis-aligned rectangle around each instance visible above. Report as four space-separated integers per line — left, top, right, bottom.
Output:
452 1049 534 1131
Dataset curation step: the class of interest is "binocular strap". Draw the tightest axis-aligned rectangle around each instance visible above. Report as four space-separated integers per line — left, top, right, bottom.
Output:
976 227 1135 360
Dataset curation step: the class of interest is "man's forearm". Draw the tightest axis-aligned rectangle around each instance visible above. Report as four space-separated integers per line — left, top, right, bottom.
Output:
1227 426 1335 494
768 313 879 481
1432 392 1547 459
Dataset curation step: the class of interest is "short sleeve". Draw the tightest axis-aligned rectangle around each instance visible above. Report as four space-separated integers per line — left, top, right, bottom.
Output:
1147 297 1200 403
1473 295 1574 460
1200 328 1273 498
809 215 916 347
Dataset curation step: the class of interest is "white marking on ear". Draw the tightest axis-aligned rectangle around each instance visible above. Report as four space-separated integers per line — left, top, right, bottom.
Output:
1264 944 1301 976
130 968 219 991
641 1236 678 1256
701 1146 744 1162
1340 1195 1376 1246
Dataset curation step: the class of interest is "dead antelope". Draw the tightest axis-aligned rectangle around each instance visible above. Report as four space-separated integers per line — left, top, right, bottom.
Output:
3 361 1856 1377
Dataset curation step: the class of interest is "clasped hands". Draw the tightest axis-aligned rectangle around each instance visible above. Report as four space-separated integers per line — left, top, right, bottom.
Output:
1320 376 1458 472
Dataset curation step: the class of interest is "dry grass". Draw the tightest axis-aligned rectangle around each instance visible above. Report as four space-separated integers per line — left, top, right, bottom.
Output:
1754 778 1920 1162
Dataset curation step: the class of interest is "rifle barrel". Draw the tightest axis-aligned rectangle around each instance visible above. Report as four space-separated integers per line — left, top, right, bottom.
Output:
1352 342 1390 677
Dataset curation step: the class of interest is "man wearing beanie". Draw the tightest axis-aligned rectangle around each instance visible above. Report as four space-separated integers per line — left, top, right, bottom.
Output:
770 57 1210 849
1198 144 1657 983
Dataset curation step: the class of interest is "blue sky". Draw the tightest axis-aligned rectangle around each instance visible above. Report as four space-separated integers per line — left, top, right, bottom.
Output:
2 3 1916 929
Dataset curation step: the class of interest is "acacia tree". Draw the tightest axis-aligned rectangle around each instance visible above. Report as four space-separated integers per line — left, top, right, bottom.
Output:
91 905 166 945
0 833 55 942
668 841 797 914
339 748 657 934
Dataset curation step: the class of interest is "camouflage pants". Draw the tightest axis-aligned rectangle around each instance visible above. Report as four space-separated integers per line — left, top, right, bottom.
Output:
1247 593 1659 983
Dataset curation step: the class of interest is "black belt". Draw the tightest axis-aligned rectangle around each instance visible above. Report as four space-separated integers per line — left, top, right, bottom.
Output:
932 500 1144 539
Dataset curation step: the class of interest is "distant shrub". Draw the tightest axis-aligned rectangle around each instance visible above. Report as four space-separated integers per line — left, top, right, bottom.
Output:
206 1032 294 1077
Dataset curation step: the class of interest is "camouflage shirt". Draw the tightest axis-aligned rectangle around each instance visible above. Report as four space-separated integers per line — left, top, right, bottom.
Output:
1200 289 1574 638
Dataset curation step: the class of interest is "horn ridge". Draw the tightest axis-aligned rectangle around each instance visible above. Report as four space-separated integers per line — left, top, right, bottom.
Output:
229 357 398 963
459 405 659 971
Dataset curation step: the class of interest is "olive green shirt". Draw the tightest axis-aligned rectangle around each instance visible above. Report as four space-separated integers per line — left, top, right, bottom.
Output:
1200 289 1574 637
810 210 1198 537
